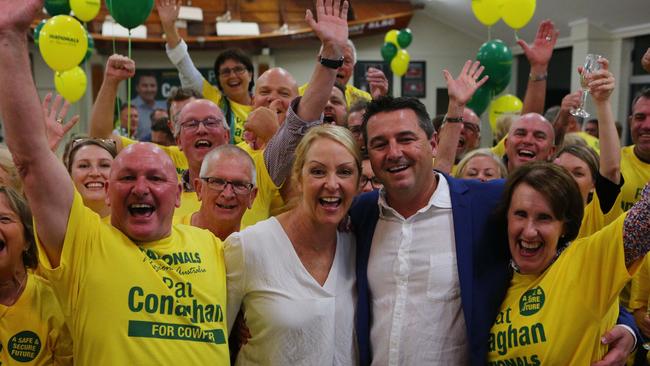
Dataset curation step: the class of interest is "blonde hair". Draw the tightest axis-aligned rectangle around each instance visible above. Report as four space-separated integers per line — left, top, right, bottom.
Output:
494 113 518 145
455 148 508 179
0 146 22 194
291 124 362 191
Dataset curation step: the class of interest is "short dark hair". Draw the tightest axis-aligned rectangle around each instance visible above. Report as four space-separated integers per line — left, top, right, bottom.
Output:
0 186 38 269
631 87 650 112
149 108 167 122
496 162 584 251
136 72 157 85
166 87 202 120
151 116 174 143
214 48 255 93
361 96 434 146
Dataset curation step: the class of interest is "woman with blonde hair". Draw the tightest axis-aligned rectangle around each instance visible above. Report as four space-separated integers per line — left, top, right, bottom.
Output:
455 148 507 182
225 125 360 365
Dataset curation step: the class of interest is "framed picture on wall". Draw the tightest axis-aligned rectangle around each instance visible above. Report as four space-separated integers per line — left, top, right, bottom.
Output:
353 61 393 96
401 61 426 98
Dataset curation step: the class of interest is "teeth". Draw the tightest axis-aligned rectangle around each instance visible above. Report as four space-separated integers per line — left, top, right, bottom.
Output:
321 197 340 203
85 182 104 189
195 140 212 148
520 241 541 250
387 165 408 173
518 149 535 158
216 203 236 209
130 203 153 209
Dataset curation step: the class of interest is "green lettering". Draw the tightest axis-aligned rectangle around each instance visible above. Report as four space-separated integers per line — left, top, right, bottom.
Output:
518 325 531 345
128 286 144 312
497 330 507 355
530 323 546 343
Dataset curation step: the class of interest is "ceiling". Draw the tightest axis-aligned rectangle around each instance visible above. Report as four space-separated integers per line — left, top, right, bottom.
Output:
415 0 650 47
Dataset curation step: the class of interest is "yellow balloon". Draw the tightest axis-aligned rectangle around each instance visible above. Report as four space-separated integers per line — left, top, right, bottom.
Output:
70 0 101 22
39 15 88 72
471 0 502 26
54 66 87 103
501 0 536 30
489 94 522 131
384 30 399 46
391 49 410 77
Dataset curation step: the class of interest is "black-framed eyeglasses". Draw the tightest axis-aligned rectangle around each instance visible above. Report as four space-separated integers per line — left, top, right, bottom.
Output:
180 118 225 132
219 66 247 77
360 175 382 189
200 177 254 195
462 122 480 134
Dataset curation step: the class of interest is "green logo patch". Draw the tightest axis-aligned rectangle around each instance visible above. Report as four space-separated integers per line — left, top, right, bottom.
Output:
8 331 41 362
519 286 545 316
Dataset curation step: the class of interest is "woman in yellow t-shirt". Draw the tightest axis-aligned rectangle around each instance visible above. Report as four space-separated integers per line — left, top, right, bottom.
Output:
0 186 72 365
62 137 117 219
487 162 650 365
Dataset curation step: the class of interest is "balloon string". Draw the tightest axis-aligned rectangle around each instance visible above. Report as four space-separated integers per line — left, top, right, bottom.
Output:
109 0 120 128
488 26 491 41
514 29 520 42
127 32 132 138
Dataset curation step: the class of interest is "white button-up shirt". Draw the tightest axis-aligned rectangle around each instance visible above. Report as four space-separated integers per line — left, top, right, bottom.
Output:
368 174 469 365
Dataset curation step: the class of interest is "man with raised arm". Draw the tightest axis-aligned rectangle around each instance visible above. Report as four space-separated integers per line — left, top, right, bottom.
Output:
0 1 230 365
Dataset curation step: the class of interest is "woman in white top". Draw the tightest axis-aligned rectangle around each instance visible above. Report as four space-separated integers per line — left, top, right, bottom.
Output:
225 124 361 365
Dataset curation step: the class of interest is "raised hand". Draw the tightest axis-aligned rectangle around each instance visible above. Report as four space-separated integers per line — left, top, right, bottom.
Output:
104 54 136 84
560 91 582 114
517 20 559 69
443 60 488 107
42 93 80 151
586 58 615 104
156 0 180 27
305 0 349 50
0 0 41 32
244 106 280 149
367 67 388 99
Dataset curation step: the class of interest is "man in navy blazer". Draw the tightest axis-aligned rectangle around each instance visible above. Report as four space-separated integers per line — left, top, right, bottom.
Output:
349 63 638 365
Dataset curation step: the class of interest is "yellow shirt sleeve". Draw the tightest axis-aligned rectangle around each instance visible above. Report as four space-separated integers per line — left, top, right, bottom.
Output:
299 82 372 108
629 256 650 311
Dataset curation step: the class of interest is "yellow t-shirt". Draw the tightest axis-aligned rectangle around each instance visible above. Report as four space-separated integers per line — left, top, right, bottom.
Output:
577 190 623 239
0 273 72 366
36 189 229 365
629 255 650 312
491 136 507 158
487 214 631 365
201 80 252 145
620 145 650 211
299 83 371 108
120 136 188 177
173 144 281 229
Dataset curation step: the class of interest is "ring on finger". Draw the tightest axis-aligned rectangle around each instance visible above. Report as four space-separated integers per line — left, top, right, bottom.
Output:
56 118 64 124
545 36 552 41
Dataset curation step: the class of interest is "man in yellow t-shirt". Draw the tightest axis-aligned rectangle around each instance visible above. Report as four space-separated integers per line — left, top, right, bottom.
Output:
620 89 650 211
298 39 389 108
0 25 231 365
488 216 632 364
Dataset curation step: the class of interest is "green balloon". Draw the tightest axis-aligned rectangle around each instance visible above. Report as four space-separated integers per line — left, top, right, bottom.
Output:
44 0 71 16
467 85 494 116
477 39 513 88
397 28 413 48
106 0 154 30
381 43 398 63
491 70 511 96
82 34 94 64
33 20 48 46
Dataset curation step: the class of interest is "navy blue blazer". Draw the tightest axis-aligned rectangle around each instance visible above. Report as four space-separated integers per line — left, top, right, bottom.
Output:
349 173 509 366
349 172 641 366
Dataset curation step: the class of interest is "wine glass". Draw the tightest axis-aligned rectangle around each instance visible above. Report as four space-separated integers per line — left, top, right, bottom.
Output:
570 54 602 118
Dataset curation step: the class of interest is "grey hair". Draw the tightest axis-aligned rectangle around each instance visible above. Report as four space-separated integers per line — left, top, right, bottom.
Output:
199 145 256 185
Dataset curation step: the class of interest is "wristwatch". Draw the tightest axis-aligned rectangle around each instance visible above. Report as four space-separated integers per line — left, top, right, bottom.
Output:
443 115 464 123
319 55 344 69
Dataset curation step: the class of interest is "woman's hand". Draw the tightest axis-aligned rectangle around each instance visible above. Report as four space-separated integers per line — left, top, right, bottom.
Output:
42 93 80 151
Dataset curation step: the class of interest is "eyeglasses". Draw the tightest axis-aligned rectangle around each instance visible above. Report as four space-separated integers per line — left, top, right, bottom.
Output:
360 175 382 189
219 66 247 77
200 177 254 195
71 137 117 150
462 122 480 134
180 118 225 132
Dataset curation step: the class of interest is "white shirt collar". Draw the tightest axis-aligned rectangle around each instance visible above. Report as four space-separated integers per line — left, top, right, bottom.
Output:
377 173 452 220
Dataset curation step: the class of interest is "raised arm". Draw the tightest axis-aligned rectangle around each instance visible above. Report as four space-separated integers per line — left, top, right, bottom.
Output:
518 20 558 115
157 0 204 94
587 58 620 184
298 0 349 121
0 0 72 266
367 67 389 100
552 90 580 146
89 54 135 151
433 60 488 174
42 93 80 151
